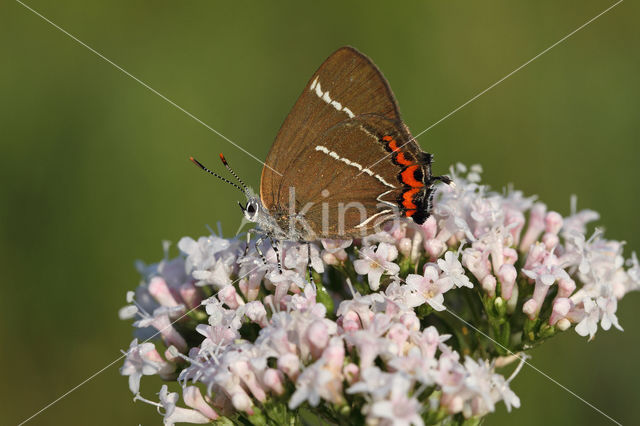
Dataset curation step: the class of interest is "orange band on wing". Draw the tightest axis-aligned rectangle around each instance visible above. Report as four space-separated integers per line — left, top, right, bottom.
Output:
400 166 423 187
395 152 412 166
402 188 421 210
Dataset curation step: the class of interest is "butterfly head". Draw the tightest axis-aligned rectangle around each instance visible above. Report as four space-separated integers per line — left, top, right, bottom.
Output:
190 154 277 231
238 189 262 223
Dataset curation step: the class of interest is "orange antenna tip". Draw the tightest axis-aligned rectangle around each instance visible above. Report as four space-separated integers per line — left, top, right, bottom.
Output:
219 153 228 165
189 156 204 169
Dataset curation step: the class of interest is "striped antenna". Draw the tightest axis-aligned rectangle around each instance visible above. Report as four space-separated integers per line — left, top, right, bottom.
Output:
190 156 245 193
218 153 249 192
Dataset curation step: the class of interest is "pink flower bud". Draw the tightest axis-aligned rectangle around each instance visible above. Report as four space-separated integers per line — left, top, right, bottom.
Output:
385 244 399 261
544 211 563 234
231 391 253 414
481 275 496 297
321 239 353 253
398 237 412 258
322 339 345 370
184 386 219 420
502 247 518 265
239 270 264 301
498 264 517 300
218 285 243 309
506 285 519 314
520 203 547 253
424 238 446 260
549 298 571 325
340 310 361 332
334 249 348 262
532 280 552 310
343 363 359 384
390 223 407 240
522 299 538 319
322 251 339 265
523 243 547 271
420 216 438 240
399 312 420 332
505 210 525 245
307 320 329 357
557 318 571 331
542 232 559 250
245 301 268 327
462 249 490 281
229 361 266 402
277 353 300 380
149 277 180 307
557 277 576 298
263 368 285 395
441 394 464 414
163 407 212 425
238 279 249 300
151 314 187 352
179 282 202 309
387 323 410 349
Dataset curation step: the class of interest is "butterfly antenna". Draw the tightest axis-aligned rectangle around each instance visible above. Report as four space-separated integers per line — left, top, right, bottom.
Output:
219 153 249 192
189 156 245 193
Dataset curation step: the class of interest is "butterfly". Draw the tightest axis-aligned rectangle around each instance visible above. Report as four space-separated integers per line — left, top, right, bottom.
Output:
192 46 450 244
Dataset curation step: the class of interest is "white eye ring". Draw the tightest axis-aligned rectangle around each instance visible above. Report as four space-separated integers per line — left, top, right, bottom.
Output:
244 199 260 222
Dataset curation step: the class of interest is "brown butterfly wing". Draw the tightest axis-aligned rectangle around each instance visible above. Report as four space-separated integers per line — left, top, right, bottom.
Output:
280 115 428 239
260 46 402 211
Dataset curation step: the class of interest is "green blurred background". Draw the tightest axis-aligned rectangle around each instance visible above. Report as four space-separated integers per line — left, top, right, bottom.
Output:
2 1 638 424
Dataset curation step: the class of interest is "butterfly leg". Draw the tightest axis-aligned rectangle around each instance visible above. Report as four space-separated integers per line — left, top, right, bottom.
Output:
431 175 452 185
254 236 268 266
306 242 316 288
243 228 254 257
269 237 283 273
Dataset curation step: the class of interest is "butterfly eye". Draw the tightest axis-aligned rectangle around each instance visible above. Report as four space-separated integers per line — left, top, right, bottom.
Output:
243 199 259 222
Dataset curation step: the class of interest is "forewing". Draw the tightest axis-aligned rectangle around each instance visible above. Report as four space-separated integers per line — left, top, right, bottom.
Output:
260 46 402 211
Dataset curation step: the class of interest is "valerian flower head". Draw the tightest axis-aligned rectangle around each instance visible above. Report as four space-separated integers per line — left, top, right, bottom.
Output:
120 164 637 425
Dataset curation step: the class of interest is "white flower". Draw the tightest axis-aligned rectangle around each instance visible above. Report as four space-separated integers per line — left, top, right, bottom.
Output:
388 346 438 386
196 323 238 352
346 366 394 400
437 251 473 289
354 243 400 290
321 238 353 253
159 385 210 425
411 326 451 359
183 386 218 420
178 235 238 287
461 357 498 416
369 374 424 426
562 196 600 237
624 252 640 294
406 265 453 311
289 358 344 409
574 298 600 340
282 242 325 273
120 339 174 394
597 296 623 332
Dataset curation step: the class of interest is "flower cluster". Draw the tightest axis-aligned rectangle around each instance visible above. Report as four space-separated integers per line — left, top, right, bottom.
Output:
119 164 639 425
